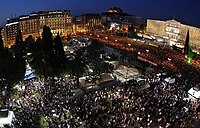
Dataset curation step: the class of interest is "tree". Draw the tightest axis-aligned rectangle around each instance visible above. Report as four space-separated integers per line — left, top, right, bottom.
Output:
30 38 47 76
183 30 190 56
127 24 141 39
0 34 5 79
0 35 4 52
54 33 65 67
42 25 54 50
139 24 145 33
30 26 57 77
42 25 56 75
0 34 18 92
89 39 103 50
75 49 83 88
65 49 86 88
25 35 35 52
13 29 26 81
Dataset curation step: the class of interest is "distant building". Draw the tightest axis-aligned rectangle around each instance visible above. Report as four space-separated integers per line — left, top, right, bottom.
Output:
19 14 39 41
37 10 72 36
106 6 125 14
74 13 102 32
0 28 4 43
101 7 145 33
2 10 73 47
147 19 200 52
3 18 20 46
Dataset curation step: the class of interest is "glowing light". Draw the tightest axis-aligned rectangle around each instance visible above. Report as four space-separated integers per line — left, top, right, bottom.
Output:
188 58 192 64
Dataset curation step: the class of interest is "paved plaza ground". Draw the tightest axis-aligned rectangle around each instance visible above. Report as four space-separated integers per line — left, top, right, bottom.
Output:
113 65 140 82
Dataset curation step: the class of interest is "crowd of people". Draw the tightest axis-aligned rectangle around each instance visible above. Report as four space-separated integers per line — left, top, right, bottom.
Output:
0 34 199 127
7 76 77 127
1 67 198 128
66 71 200 128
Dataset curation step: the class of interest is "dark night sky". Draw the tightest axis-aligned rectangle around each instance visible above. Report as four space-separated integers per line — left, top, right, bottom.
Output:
0 0 200 27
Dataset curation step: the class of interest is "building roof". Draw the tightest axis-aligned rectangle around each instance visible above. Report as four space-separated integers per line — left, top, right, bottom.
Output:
5 22 19 27
32 10 70 14
166 19 181 24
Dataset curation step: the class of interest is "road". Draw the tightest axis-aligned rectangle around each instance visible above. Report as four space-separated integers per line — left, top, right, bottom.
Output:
77 32 200 83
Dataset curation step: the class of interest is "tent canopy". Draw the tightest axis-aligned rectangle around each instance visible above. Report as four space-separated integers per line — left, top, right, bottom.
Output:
0 110 15 126
164 77 175 84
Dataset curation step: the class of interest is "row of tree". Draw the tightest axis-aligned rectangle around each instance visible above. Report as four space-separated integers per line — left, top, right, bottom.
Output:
0 25 112 90
29 25 65 77
0 25 65 87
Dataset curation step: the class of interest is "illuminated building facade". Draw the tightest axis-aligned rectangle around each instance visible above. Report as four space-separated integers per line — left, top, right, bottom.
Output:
2 10 73 46
3 18 20 46
19 14 39 40
147 19 200 51
1 28 4 42
74 13 102 32
38 10 72 36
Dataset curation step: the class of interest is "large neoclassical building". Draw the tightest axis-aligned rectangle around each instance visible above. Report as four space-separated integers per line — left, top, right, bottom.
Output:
1 10 73 47
146 19 200 51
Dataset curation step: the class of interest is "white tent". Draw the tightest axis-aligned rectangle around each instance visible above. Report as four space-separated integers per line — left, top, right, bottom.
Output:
135 77 145 83
0 110 15 127
188 87 200 99
79 77 86 86
164 77 175 84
